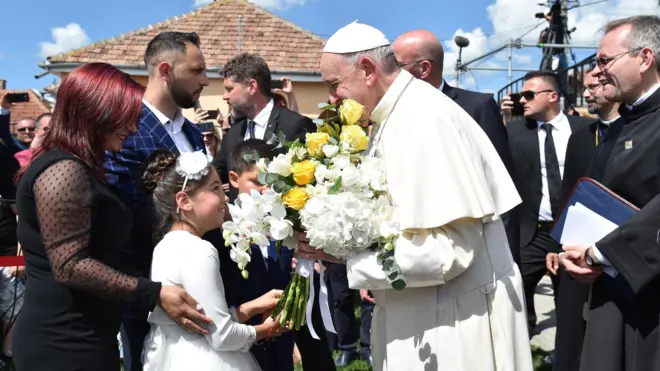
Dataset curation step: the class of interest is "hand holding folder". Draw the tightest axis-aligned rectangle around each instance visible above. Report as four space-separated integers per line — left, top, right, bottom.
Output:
551 178 638 298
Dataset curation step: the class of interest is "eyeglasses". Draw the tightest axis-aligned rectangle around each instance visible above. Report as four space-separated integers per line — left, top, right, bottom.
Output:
202 133 216 139
17 127 36 133
595 47 644 70
520 90 554 100
398 59 434 67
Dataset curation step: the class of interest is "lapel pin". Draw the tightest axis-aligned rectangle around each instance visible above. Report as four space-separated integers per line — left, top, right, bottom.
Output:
625 140 633 150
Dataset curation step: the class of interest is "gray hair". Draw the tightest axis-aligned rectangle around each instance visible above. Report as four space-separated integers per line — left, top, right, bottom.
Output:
604 15 660 70
340 45 399 74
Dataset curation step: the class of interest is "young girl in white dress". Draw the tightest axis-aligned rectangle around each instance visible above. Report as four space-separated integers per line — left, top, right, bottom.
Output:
141 150 286 371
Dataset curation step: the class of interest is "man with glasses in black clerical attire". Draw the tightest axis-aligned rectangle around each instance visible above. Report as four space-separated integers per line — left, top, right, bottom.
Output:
559 16 660 371
506 71 593 337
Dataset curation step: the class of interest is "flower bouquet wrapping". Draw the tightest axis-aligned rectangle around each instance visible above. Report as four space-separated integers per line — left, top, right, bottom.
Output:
222 99 404 336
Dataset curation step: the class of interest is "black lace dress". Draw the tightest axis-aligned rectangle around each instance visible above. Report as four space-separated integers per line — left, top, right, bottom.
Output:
13 149 161 371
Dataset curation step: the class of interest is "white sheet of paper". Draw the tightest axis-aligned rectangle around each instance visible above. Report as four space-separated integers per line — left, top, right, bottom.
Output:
560 203 619 277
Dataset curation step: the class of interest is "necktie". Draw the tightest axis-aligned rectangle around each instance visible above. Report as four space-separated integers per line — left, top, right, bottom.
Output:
541 123 562 217
247 120 256 139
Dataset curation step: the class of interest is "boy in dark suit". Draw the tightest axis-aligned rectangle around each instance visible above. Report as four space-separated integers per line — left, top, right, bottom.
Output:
227 139 295 371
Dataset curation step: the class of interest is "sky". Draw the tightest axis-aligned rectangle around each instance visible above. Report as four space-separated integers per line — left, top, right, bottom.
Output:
0 0 658 94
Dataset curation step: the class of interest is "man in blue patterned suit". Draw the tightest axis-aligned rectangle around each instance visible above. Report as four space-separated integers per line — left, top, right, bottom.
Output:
104 31 208 371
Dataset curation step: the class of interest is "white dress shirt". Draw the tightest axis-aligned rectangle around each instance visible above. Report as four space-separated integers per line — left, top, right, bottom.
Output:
537 111 572 222
244 99 274 141
142 99 194 153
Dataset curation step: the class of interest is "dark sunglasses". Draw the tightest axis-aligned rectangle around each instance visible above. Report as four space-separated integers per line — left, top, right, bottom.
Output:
596 47 643 69
17 127 36 133
202 133 216 139
520 90 554 100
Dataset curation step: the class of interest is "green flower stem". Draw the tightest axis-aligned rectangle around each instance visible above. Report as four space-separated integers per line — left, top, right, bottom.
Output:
280 274 297 326
300 277 309 326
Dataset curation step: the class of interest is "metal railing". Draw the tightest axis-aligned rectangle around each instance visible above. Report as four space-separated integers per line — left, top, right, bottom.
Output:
496 53 596 109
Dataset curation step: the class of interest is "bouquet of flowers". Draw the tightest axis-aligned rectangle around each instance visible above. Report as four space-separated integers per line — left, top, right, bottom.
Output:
222 99 404 333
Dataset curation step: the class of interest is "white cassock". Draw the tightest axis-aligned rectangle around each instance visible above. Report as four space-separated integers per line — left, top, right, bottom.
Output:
347 70 533 371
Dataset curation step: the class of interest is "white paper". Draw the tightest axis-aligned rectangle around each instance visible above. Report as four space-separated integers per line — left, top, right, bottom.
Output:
560 203 619 277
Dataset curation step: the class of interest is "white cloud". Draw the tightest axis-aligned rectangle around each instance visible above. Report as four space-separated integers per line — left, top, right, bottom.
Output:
194 0 306 10
39 23 91 59
569 0 660 43
444 0 660 93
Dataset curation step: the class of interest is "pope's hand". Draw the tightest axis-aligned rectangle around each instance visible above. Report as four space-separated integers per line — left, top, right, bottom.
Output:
559 245 602 284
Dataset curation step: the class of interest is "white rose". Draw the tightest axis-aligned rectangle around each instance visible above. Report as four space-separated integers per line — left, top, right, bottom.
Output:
267 154 292 177
341 166 361 187
322 144 339 158
332 154 351 170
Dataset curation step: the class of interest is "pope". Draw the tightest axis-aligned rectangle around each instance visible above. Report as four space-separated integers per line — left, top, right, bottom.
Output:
300 21 534 371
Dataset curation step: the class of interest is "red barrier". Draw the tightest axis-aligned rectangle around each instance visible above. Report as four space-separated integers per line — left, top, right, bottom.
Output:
0 256 25 267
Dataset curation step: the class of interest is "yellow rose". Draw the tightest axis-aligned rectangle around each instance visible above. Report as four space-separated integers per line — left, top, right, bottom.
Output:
291 160 317 185
306 132 330 157
339 99 365 126
340 125 369 151
282 187 309 210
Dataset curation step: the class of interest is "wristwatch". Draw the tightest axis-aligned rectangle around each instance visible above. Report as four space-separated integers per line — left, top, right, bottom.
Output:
584 247 602 268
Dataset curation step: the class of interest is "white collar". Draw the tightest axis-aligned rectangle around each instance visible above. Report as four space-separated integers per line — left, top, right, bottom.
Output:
370 70 412 125
439 80 445 92
600 116 620 125
626 82 660 110
536 111 569 131
143 99 186 134
251 99 274 128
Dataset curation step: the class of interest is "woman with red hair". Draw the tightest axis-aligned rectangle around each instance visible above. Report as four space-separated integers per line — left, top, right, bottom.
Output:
12 63 211 371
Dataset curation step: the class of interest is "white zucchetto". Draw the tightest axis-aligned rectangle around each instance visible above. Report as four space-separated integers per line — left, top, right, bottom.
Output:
323 21 391 54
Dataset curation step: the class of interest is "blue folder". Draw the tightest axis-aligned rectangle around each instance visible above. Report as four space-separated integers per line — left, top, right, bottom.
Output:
551 177 639 301
551 177 639 243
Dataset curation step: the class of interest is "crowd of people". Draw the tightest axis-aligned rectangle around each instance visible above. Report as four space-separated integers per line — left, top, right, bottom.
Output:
0 12 658 371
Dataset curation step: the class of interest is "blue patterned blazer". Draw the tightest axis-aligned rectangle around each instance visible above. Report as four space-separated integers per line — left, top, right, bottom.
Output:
104 103 205 274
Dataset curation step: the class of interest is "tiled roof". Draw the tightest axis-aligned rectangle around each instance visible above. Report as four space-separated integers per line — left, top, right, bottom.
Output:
46 0 326 73
1 90 51 123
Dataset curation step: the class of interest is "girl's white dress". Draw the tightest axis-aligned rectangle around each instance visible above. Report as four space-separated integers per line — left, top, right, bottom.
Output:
142 230 260 371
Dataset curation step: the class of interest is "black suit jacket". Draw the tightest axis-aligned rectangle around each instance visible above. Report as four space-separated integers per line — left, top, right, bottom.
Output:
507 115 594 249
214 104 316 199
443 83 521 264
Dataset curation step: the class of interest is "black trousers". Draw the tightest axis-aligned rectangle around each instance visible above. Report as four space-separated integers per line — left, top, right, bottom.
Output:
293 272 336 371
521 225 560 332
553 268 589 371
326 263 373 353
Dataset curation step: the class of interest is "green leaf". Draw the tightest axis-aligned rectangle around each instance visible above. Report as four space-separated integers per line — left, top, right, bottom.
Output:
267 133 279 146
382 256 394 270
273 180 292 194
289 138 302 149
266 173 280 184
313 119 324 127
328 137 338 145
278 131 288 146
328 176 343 194
391 278 407 291
258 172 267 185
